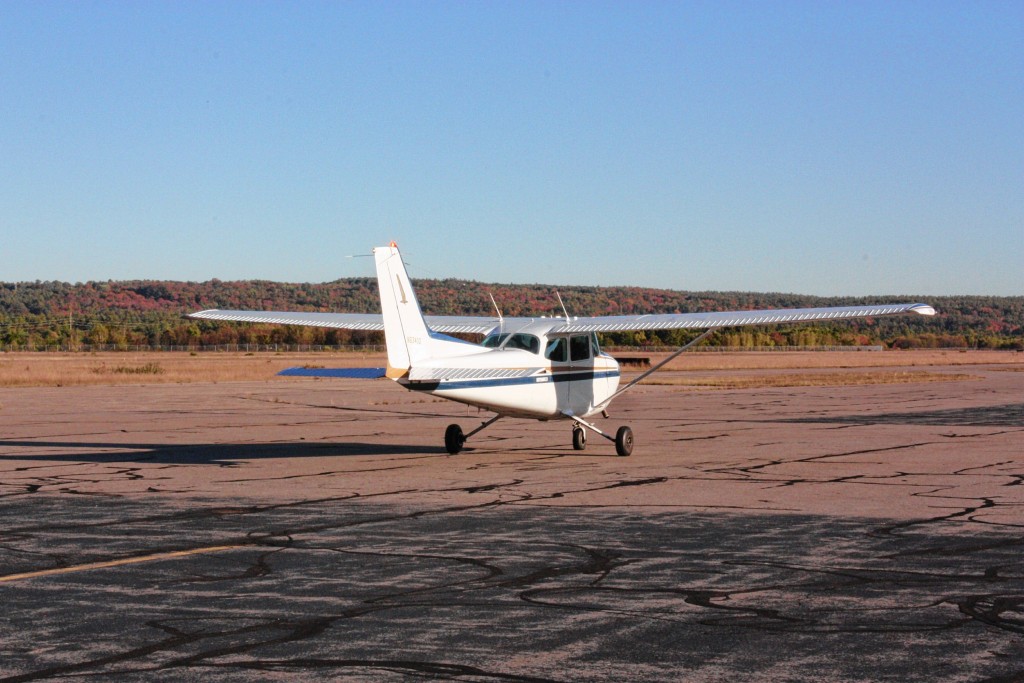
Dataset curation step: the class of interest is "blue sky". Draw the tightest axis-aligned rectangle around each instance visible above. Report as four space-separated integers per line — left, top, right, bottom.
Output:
2 1 1021 295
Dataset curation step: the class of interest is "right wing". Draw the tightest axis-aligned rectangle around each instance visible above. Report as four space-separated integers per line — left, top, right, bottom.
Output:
547 303 937 333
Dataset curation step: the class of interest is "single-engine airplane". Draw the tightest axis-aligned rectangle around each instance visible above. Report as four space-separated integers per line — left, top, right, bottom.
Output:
189 243 935 456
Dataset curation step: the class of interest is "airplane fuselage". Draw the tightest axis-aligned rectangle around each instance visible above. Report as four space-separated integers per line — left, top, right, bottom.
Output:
398 330 620 420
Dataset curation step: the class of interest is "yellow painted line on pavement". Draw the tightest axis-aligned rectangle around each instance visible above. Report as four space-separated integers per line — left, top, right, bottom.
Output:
0 545 244 583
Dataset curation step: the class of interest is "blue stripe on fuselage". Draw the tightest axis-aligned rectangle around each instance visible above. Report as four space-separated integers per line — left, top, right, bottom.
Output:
405 369 620 392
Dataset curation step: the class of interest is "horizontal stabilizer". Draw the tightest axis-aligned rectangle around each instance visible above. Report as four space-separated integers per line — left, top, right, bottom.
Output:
278 367 387 379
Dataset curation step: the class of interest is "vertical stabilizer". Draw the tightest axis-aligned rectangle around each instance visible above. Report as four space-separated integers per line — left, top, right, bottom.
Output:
374 244 431 376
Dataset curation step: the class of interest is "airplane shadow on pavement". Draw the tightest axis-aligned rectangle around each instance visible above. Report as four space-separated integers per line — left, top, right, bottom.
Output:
0 439 445 466
785 402 1024 427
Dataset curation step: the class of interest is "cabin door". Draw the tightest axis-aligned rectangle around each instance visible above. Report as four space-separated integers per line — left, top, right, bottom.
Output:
567 334 596 414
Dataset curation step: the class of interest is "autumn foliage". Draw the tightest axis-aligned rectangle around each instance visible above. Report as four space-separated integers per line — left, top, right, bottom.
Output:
1 279 1020 350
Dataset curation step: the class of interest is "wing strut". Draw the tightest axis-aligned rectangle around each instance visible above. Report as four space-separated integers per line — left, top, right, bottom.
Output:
598 328 718 411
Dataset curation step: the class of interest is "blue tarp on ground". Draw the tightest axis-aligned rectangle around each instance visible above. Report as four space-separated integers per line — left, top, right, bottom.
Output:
278 367 387 379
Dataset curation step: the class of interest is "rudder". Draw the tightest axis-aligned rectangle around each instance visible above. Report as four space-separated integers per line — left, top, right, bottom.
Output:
374 244 431 376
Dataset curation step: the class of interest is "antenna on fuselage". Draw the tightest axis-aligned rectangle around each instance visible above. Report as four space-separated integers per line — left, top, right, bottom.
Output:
489 292 504 334
555 291 572 324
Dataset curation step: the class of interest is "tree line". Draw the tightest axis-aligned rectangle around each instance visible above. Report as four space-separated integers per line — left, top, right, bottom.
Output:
1 279 1020 350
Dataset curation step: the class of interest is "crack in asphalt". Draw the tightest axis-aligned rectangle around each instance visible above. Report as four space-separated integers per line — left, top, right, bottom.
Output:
2 368 1022 680
3 496 1023 681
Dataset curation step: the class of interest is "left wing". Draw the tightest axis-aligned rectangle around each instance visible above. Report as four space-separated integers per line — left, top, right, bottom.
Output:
190 302 934 335
188 309 386 330
189 309 510 334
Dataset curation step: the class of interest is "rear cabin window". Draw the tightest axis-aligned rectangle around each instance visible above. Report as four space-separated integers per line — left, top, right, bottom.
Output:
570 335 591 361
481 333 540 355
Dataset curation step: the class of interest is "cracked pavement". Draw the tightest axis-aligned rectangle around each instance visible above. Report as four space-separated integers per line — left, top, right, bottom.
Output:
0 361 1022 681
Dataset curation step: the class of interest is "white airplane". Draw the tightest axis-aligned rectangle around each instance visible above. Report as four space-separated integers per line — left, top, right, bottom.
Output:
190 243 935 456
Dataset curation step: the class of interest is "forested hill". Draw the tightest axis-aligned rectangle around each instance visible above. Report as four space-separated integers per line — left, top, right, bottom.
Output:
0 278 1021 350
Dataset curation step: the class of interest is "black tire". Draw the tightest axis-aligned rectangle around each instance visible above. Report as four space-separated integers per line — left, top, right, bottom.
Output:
615 426 634 457
445 424 465 454
572 426 587 450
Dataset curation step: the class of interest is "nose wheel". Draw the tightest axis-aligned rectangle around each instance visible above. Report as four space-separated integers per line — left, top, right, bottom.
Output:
572 426 587 450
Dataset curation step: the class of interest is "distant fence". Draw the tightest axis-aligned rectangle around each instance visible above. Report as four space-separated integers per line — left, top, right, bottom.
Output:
0 344 388 353
3 343 889 354
604 345 885 353
3 343 1013 354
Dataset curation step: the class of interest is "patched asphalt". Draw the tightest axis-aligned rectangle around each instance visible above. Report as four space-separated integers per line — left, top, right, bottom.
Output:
1 362 1022 681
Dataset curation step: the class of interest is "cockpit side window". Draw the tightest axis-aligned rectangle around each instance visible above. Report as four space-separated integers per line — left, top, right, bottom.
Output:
570 334 591 361
545 337 567 362
481 333 506 348
506 333 540 354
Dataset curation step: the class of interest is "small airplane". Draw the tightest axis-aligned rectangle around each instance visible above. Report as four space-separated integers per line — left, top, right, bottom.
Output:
189 243 935 456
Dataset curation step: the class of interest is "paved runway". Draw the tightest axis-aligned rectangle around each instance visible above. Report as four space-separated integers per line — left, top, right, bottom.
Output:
1 362 1022 681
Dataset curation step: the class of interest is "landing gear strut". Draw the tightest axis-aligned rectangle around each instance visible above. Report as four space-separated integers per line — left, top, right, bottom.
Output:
445 414 632 456
444 415 503 455
571 417 633 457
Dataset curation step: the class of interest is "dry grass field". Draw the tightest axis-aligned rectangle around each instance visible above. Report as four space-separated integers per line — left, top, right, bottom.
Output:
0 348 1018 389
642 370 979 389
636 348 1021 370
0 351 384 388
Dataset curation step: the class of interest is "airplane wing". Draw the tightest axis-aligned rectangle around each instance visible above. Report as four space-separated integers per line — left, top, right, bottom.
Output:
546 302 936 333
188 309 386 330
190 302 934 335
188 309 504 334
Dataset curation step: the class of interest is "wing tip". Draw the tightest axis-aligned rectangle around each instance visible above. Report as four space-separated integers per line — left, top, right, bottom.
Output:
910 304 937 316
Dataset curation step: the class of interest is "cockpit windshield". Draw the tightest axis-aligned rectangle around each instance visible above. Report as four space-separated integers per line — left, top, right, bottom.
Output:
481 332 540 355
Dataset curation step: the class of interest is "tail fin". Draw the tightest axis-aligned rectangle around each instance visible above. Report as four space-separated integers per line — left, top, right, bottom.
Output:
374 243 432 376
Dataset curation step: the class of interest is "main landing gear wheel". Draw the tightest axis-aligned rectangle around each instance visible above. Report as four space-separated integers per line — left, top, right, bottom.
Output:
572 426 587 450
615 426 634 457
445 424 465 455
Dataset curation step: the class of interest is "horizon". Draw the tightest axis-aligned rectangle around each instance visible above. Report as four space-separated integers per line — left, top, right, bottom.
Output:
2 275 1018 302
2 3 1021 296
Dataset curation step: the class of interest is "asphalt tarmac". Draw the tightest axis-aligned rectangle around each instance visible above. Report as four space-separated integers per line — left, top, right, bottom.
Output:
1 362 1022 681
